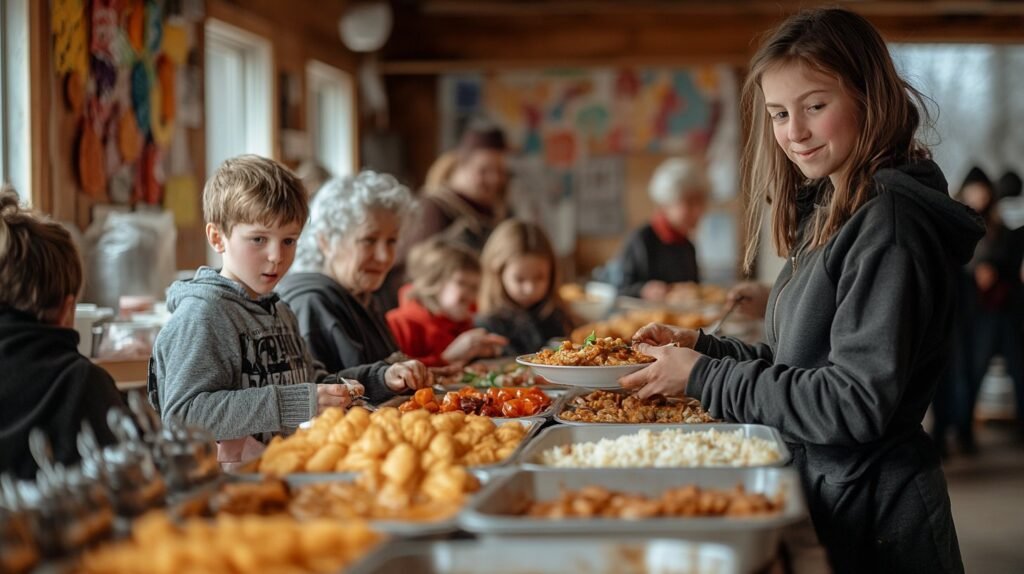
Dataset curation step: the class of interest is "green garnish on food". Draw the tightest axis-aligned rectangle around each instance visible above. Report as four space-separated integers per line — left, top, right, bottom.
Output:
485 371 501 388
583 330 597 347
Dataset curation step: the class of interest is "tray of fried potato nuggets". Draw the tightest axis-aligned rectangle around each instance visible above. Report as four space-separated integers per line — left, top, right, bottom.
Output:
223 406 538 537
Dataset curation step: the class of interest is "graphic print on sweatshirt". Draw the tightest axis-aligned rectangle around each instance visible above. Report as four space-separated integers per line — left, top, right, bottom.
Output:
238 326 312 388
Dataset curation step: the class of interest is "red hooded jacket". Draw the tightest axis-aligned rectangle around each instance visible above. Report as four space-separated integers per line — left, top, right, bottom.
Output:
386 286 474 366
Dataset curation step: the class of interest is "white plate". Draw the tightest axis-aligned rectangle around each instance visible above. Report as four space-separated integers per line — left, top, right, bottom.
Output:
516 355 652 388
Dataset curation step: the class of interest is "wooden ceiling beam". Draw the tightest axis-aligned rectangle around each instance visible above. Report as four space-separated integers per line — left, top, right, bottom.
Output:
415 0 1024 17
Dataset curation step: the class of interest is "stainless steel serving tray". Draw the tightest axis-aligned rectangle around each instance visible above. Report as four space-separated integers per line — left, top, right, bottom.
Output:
517 423 792 469
347 536 740 574
553 387 715 426
461 467 805 573
220 468 508 538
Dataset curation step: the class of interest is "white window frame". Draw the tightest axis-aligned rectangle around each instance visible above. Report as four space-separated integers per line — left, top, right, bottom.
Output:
204 18 273 174
306 60 355 178
1 0 31 203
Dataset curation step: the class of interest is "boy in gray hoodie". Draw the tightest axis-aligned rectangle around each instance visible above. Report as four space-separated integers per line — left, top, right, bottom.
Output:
148 155 361 465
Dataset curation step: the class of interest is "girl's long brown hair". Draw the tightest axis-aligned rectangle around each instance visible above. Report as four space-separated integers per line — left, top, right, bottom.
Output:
479 219 563 317
741 8 931 272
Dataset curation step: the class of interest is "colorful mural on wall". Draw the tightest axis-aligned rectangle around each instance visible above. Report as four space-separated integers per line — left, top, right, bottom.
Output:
52 0 203 211
440 66 739 257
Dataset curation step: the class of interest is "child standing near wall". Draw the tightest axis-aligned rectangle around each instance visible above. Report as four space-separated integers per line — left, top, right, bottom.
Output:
149 155 362 466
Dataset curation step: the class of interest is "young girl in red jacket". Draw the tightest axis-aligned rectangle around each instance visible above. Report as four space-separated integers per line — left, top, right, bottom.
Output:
386 239 507 366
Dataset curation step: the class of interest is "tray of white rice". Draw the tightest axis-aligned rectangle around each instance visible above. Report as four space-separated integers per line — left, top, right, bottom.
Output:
518 424 790 469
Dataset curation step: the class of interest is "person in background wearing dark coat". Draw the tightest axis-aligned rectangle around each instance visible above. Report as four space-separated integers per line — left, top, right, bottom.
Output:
613 157 709 300
378 122 511 311
278 172 432 403
931 168 988 457
0 187 125 479
957 168 1024 447
619 9 982 573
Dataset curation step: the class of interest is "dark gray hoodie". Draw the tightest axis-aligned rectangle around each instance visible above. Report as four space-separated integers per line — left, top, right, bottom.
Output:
688 161 983 574
148 267 323 442
276 271 400 403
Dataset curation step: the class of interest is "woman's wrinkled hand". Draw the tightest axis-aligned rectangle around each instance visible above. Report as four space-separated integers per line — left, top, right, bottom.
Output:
385 360 433 392
618 343 704 399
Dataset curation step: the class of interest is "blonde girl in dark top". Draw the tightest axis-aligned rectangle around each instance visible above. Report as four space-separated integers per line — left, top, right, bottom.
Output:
475 219 572 356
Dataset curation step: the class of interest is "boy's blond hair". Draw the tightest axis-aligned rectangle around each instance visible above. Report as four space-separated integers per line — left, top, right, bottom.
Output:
203 154 309 234
0 186 83 322
407 239 480 314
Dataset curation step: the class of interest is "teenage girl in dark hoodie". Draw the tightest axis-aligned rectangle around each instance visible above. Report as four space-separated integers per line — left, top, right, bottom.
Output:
619 9 984 573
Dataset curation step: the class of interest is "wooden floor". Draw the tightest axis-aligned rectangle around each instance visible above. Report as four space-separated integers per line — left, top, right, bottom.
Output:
942 422 1024 573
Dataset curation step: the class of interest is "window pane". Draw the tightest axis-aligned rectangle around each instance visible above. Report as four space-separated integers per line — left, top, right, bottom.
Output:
1 0 30 201
307 61 354 178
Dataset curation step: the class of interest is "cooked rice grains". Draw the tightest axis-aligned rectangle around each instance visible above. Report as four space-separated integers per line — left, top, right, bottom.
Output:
539 428 781 468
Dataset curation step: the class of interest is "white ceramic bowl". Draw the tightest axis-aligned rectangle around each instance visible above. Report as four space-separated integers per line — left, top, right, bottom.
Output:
516 356 652 389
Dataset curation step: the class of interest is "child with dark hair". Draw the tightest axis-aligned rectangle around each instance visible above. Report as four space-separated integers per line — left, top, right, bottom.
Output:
0 187 124 479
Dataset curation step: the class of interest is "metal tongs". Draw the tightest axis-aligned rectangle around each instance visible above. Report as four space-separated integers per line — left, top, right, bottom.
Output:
707 295 747 336
320 374 376 411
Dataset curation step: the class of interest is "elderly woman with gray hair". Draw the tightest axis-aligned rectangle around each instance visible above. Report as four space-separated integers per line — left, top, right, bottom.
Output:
278 171 432 403
613 157 710 300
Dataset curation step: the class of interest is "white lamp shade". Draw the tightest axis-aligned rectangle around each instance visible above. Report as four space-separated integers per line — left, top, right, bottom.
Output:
339 2 393 53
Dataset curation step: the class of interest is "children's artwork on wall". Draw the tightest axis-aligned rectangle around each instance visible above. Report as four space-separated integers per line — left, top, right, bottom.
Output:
53 0 89 77
78 120 107 198
439 66 739 255
53 0 198 211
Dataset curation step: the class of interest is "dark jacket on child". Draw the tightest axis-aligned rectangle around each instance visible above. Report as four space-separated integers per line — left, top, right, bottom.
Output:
615 212 700 297
0 309 124 480
277 272 400 403
687 161 982 574
386 287 474 367
475 303 571 356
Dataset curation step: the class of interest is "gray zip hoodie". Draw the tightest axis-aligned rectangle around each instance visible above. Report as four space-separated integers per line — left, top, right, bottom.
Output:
148 267 322 442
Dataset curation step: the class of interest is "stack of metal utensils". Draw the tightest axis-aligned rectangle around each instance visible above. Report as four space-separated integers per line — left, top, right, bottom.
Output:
0 393 221 573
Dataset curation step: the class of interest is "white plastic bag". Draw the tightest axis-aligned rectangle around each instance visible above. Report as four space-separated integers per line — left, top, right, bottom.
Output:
83 209 177 309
